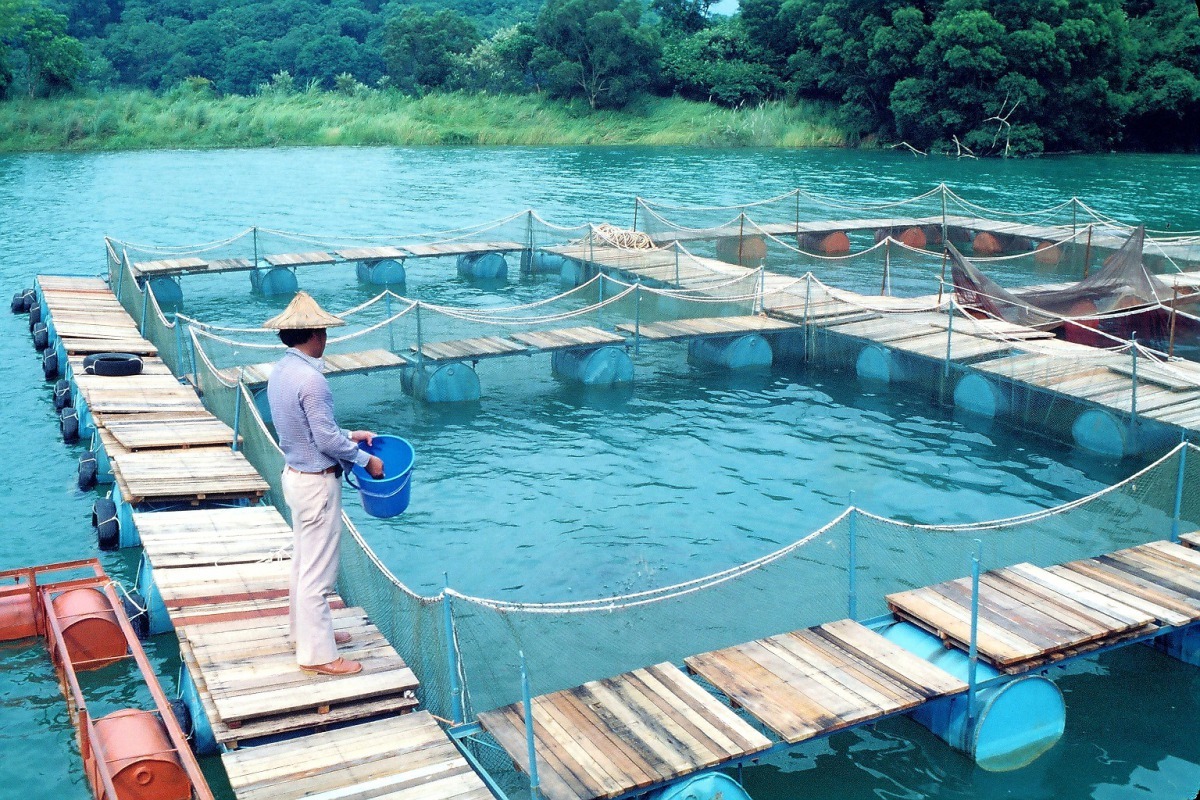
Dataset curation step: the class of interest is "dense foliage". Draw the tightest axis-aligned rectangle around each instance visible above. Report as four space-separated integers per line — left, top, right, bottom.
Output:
0 0 1196 154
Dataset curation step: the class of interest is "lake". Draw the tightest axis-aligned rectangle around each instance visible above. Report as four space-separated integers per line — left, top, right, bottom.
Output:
1 146 1198 800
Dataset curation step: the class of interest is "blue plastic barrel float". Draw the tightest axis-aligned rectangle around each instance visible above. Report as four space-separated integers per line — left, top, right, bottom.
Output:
874 620 1065 771
349 435 415 518
650 772 751 800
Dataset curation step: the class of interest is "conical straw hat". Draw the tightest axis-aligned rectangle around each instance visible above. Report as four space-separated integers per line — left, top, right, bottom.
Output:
262 291 346 329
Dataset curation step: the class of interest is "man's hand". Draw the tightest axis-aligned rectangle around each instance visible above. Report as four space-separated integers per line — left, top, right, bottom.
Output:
366 455 384 478
349 430 376 446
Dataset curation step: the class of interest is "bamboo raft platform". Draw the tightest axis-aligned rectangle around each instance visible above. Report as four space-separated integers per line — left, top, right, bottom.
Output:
473 539 1200 800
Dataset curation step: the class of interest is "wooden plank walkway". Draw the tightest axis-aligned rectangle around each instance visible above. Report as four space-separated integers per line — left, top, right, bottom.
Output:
103 415 239 450
111 447 268 504
886 554 1176 672
615 315 798 343
227 348 410 386
221 711 491 800
135 507 292 568
684 620 966 744
477 663 772 800
74 372 210 416
510 326 627 352
1182 532 1200 549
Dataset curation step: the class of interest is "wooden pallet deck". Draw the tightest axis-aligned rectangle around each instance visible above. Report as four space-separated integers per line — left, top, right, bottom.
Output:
264 251 337 268
111 447 269 504
227 348 410 386
336 246 406 261
478 663 772 800
1182 532 1200 549
615 315 798 343
58 335 159 356
37 275 111 292
74 373 209 416
134 507 293 569
103 415 239 450
179 605 419 741
546 244 752 290
886 560 1160 672
402 240 524 258
133 257 208 276
685 619 966 744
221 711 490 800
509 326 627 352
412 335 528 362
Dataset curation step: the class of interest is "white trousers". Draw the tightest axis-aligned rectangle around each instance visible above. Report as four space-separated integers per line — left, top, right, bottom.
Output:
281 469 342 666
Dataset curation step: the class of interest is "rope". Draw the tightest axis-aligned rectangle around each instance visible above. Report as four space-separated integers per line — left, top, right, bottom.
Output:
588 224 655 250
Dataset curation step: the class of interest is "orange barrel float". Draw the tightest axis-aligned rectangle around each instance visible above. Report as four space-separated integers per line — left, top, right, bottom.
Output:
896 226 927 248
88 709 190 800
0 585 37 641
50 588 126 670
798 231 850 254
715 235 767 266
1034 241 1061 265
972 231 1004 255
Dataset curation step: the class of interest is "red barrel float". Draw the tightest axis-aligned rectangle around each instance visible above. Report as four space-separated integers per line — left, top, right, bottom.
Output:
715 235 767 266
973 231 1003 255
1034 241 1061 265
0 587 37 641
88 709 190 800
50 588 126 670
799 231 850 254
897 227 927 248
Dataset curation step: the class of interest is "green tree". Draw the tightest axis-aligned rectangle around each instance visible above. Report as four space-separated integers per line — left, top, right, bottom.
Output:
1123 0 1200 150
455 23 537 92
382 7 478 93
2 0 85 96
532 0 660 109
661 20 778 106
651 0 712 37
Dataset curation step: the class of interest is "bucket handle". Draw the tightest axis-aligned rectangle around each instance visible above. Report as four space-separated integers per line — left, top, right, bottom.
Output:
346 469 412 500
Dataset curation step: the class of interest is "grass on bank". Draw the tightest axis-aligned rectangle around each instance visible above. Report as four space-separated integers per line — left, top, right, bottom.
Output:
0 89 848 152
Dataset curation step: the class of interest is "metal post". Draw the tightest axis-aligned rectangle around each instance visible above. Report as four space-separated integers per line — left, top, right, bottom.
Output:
253 227 259 268
737 213 746 266
795 189 801 237
674 242 680 286
944 295 954 379
231 368 245 451
1072 198 1077 238
415 303 424 368
174 318 184 372
443 576 464 725
188 332 198 386
632 198 639 233
881 239 891 296
802 275 812 364
1169 283 1180 358
385 293 396 353
941 183 948 255
520 650 540 797
634 284 642 355
967 540 983 730
139 288 149 335
1171 436 1188 544
757 267 766 314
1130 332 1139 430
1082 226 1093 278
848 492 858 620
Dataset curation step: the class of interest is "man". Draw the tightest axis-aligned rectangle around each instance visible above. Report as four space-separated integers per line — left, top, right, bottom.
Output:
264 292 384 677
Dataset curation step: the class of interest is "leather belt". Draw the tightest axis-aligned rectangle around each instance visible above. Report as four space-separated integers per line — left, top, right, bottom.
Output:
287 464 342 476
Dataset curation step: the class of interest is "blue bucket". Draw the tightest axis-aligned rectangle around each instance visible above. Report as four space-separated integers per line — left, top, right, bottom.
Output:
349 435 415 518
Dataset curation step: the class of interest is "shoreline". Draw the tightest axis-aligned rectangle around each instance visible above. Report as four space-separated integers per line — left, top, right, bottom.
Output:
0 90 850 153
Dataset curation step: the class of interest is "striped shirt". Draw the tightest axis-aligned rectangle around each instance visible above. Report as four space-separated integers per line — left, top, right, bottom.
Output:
266 348 371 473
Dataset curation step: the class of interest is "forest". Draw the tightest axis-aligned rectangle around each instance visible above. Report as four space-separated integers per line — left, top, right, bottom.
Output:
0 0 1197 154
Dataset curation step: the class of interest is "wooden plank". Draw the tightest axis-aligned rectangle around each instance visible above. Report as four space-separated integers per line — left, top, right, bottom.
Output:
1000 563 1155 629
132 257 208 276
815 619 968 698
1181 531 1200 550
135 507 293 568
615 315 797 342
59 336 158 356
509 326 627 352
111 447 269 503
221 711 489 800
412 336 527 362
885 585 1043 666
1052 561 1200 627
401 241 524 258
336 246 407 261
264 251 336 267
103 415 239 450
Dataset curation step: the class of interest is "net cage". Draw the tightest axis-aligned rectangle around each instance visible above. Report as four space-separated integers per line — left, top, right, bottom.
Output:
103 189 1200 731
107 240 1200 730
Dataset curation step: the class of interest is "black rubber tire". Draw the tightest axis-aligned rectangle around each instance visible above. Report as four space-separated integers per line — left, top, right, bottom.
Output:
32 322 49 351
28 304 41 329
42 349 59 381
86 352 143 378
78 453 98 491
93 498 119 550
21 289 35 312
59 407 79 444
168 697 193 741
10 292 24 314
54 379 71 410
121 591 150 640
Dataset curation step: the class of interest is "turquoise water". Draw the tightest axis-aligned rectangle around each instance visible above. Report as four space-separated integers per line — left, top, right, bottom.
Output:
2 147 1199 799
